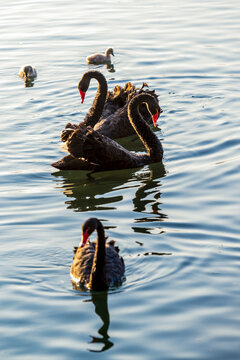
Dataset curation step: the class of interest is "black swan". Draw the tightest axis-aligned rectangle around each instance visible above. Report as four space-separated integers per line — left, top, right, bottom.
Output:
70 218 125 291
86 48 114 65
52 93 163 171
61 70 159 142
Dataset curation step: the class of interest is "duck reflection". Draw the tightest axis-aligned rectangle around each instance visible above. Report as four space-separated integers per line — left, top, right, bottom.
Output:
52 162 166 215
72 285 113 352
88 62 115 73
24 78 35 88
106 62 115 73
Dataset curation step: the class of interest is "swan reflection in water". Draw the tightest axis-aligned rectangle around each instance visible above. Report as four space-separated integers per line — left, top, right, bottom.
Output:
87 292 113 352
52 162 166 219
72 285 114 352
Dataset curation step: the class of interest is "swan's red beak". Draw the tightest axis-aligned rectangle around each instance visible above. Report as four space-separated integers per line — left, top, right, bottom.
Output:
80 230 89 247
152 111 159 127
79 89 86 104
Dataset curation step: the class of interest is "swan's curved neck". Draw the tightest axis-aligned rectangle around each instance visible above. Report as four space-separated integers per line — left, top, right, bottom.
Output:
89 221 108 291
84 71 108 128
128 94 163 162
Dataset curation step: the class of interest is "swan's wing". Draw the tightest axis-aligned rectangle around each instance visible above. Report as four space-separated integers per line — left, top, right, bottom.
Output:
86 54 106 64
105 243 125 286
66 123 143 170
70 242 95 284
61 123 79 142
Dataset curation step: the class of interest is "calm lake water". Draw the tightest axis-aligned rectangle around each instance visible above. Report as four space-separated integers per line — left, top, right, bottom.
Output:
1 0 240 359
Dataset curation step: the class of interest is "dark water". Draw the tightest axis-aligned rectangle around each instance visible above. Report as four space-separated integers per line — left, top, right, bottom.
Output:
1 0 240 359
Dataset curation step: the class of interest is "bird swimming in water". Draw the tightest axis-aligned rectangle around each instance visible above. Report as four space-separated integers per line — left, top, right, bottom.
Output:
52 92 163 171
70 217 125 291
19 65 37 80
86 48 114 65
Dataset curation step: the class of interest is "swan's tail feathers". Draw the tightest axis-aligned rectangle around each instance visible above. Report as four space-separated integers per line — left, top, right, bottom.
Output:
106 82 137 107
51 154 99 171
73 246 78 256
61 122 79 142
140 82 149 90
66 123 91 159
66 124 140 170
108 240 121 254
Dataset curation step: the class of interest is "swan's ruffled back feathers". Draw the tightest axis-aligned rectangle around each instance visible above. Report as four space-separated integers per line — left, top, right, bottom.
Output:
101 82 136 120
95 82 160 139
66 123 146 170
71 240 124 287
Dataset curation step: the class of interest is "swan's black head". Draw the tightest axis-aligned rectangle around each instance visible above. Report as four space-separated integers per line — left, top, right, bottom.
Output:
80 217 100 247
78 70 104 104
106 47 114 56
78 73 90 104
146 96 163 127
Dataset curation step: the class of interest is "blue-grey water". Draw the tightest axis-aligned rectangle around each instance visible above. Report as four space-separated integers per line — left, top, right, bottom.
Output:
1 0 240 359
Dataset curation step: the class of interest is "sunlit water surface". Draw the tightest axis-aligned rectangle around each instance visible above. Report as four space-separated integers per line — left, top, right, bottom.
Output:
1 0 240 359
